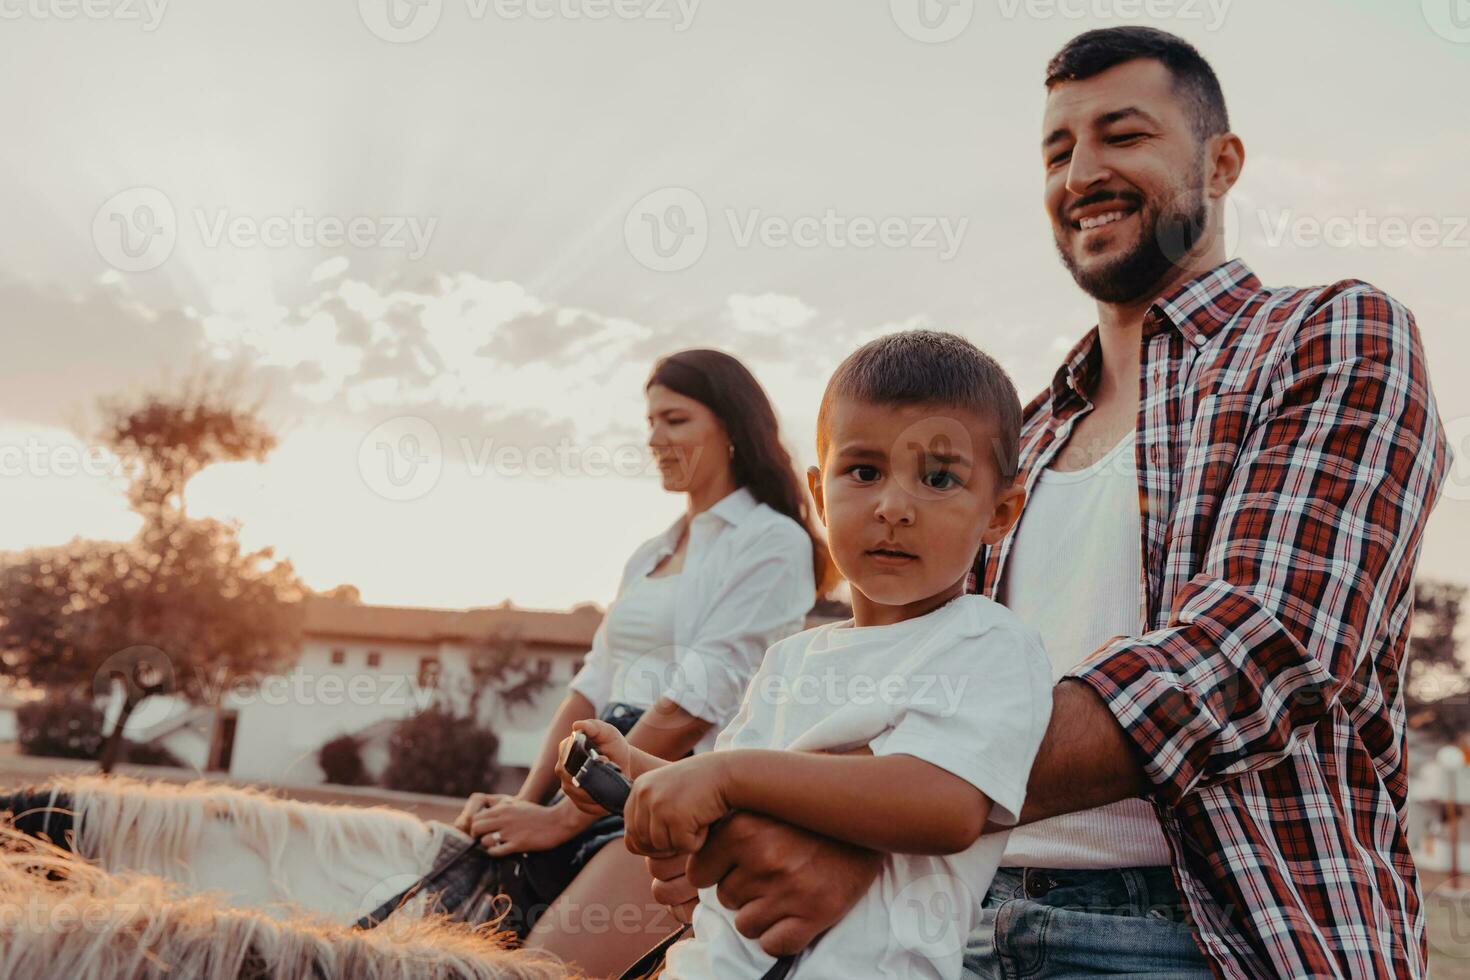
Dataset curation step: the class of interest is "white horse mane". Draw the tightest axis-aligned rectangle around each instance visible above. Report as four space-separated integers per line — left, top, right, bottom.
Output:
54 774 444 895
0 824 577 980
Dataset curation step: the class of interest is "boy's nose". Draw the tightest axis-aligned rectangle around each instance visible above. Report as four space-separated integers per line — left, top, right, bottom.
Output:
874 488 915 526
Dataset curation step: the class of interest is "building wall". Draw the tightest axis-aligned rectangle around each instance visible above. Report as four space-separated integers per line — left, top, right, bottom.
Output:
227 635 585 785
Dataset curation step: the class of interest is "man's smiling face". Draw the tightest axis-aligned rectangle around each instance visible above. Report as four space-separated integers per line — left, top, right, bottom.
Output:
1042 58 1212 304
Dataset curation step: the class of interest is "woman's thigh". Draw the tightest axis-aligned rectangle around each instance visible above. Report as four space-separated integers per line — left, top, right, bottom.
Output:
524 841 684 979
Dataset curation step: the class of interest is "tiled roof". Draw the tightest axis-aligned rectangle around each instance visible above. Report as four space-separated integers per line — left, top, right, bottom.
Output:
303 596 602 649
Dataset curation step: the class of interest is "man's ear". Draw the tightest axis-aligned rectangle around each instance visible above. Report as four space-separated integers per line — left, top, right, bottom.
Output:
806 465 827 526
980 483 1026 545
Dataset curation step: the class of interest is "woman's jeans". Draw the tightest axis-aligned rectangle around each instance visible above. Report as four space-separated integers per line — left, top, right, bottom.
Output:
961 866 1215 979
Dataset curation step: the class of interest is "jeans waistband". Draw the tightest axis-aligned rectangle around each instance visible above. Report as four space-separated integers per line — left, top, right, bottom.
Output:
991 865 1184 916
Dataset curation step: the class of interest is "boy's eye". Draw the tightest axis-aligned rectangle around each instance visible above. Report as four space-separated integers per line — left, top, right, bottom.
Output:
923 469 960 490
848 465 880 483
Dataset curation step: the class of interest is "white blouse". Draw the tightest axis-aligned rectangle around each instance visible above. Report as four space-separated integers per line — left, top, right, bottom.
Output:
569 486 816 754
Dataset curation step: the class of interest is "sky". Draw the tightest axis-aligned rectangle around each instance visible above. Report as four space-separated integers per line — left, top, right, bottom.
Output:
2 0 1467 611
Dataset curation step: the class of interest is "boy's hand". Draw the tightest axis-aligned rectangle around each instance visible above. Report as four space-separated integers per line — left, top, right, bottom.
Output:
556 719 632 815
624 754 733 858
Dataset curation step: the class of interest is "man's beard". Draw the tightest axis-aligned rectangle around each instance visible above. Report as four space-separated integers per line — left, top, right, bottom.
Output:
1055 169 1209 305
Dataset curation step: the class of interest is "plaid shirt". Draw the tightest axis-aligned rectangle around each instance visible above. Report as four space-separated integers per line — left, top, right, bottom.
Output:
971 259 1451 979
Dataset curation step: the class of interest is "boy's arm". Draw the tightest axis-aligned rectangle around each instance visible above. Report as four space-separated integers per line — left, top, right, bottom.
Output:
719 748 991 855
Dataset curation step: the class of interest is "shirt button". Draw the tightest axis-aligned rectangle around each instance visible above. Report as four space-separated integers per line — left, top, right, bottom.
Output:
1192 334 1207 347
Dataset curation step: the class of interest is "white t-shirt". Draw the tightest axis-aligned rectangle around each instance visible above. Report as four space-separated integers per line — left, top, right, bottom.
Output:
999 429 1171 868
568 487 816 754
662 594 1054 979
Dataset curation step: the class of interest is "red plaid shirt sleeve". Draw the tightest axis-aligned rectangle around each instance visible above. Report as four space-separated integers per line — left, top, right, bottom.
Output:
1065 283 1451 806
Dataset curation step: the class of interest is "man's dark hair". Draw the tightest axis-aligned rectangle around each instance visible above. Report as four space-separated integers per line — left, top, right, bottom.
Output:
816 330 1021 485
1045 27 1229 142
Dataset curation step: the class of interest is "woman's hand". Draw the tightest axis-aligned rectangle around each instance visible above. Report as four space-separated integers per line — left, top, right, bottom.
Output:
624 754 733 858
453 792 510 835
470 798 580 856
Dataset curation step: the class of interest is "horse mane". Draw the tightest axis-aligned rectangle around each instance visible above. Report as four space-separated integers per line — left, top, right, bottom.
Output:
58 775 445 893
0 823 576 980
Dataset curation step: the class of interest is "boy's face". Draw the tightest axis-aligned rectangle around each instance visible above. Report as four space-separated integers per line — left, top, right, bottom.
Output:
808 396 1027 625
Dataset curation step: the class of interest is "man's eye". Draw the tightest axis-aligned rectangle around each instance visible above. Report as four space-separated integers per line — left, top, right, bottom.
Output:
1048 150 1072 167
1108 133 1145 144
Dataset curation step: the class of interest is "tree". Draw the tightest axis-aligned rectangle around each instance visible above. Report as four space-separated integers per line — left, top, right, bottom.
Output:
455 626 554 726
382 704 500 798
0 377 305 772
1407 578 1469 742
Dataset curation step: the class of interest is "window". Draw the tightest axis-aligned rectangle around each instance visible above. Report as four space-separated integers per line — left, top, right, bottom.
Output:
536 657 552 676
418 657 441 689
366 650 382 668
330 648 346 666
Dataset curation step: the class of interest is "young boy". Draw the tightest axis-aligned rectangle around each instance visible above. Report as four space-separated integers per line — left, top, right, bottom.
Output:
557 330 1054 978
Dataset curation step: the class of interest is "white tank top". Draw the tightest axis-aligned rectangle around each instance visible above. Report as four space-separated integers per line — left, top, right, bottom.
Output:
600 572 682 708
998 428 1172 868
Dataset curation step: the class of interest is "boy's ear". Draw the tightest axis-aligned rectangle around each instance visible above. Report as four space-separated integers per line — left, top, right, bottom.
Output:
980 483 1026 546
806 465 827 526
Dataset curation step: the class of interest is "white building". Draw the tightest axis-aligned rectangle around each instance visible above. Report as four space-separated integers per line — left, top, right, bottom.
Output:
93 594 849 795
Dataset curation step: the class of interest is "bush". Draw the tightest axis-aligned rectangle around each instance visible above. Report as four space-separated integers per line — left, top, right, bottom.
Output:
17 697 105 760
318 733 371 786
383 705 498 798
17 695 186 767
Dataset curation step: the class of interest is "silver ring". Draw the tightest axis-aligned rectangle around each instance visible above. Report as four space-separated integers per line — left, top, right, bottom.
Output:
491 831 503 844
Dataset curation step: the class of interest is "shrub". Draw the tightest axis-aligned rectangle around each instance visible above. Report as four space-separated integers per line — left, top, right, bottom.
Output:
383 705 498 798
17 697 105 760
318 733 371 786
17 695 187 767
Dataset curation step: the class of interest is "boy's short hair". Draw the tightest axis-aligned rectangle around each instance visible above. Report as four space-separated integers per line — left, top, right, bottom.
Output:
816 330 1022 485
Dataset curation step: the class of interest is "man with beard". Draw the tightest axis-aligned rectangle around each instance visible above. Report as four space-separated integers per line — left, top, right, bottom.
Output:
638 26 1451 979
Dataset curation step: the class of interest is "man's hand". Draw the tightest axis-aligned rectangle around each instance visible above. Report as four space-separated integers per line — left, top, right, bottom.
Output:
656 811 882 957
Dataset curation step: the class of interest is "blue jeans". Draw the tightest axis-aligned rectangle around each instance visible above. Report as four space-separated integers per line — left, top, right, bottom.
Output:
961 866 1215 979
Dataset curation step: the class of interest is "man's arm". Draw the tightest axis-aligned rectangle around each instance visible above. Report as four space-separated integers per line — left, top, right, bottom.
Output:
982 678 1146 829
1029 285 1449 811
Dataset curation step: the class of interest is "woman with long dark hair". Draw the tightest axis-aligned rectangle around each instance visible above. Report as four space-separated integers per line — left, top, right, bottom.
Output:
453 349 830 975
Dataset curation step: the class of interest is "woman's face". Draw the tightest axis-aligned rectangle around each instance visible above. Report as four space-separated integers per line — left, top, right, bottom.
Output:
646 383 731 494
